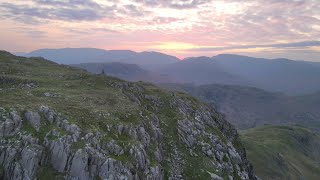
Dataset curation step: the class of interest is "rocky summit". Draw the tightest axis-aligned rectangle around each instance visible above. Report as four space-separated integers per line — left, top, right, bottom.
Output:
0 51 256 180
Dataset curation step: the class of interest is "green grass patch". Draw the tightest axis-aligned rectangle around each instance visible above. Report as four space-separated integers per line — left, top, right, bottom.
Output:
71 140 86 150
241 125 320 180
37 165 64 180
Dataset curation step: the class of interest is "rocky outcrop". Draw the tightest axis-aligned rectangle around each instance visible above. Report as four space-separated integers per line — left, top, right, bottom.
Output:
0 50 257 180
0 108 22 137
24 111 41 131
0 101 256 180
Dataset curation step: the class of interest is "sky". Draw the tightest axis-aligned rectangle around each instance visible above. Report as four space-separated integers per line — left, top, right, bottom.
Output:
0 0 319 61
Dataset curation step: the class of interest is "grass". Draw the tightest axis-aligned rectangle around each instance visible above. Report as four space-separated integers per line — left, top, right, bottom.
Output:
0 51 247 179
0 51 139 132
71 140 86 150
206 126 228 144
241 125 320 180
0 164 4 179
37 165 64 180
21 111 68 142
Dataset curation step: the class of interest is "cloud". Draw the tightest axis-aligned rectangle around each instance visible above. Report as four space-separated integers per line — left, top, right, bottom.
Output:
24 30 47 38
122 4 146 16
0 2 110 23
34 0 102 8
166 0 212 9
135 0 212 9
9 26 48 38
91 28 120 34
151 17 183 24
0 0 319 61
0 0 150 23
189 41 320 52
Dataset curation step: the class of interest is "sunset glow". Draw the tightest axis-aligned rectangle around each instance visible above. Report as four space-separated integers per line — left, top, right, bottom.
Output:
0 0 319 60
151 42 197 51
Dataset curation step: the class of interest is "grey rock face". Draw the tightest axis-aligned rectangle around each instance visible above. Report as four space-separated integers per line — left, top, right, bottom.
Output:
0 110 22 137
0 136 43 180
105 140 124 156
138 126 150 148
24 111 41 131
0 103 256 180
21 145 43 179
207 171 224 180
98 158 133 180
39 105 55 123
69 149 89 180
130 144 149 170
49 137 72 172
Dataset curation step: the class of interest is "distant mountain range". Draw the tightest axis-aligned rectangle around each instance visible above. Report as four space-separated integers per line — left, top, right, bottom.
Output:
211 54 320 94
154 56 253 86
19 48 179 69
16 48 320 94
156 54 320 94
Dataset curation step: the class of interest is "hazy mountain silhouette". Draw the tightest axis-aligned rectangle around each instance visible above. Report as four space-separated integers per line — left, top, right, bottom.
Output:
213 54 320 94
154 56 253 86
21 49 320 94
155 54 320 94
23 48 179 68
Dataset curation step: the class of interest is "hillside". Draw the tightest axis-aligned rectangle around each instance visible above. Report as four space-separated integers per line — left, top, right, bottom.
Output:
72 62 174 84
214 54 320 95
241 125 320 180
0 51 256 180
155 54 320 95
161 84 320 131
154 56 252 86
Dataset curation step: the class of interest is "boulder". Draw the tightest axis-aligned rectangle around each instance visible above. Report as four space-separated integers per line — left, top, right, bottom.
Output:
0 110 22 137
24 111 41 131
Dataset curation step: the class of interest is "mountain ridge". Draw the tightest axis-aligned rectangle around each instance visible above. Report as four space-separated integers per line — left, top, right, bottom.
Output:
0 50 256 180
21 48 180 68
16 48 320 94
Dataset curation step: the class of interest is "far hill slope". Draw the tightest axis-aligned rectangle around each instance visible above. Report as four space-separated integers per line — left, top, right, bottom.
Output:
72 62 175 83
155 56 252 86
23 48 179 68
241 125 320 180
161 83 320 131
0 51 255 180
214 54 320 94
156 54 320 95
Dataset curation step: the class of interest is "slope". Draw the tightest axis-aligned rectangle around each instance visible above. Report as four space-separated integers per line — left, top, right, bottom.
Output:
72 62 174 83
213 54 320 95
155 54 320 95
241 125 320 180
161 83 320 131
0 51 255 180
155 56 252 86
